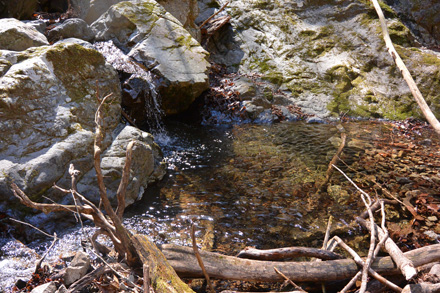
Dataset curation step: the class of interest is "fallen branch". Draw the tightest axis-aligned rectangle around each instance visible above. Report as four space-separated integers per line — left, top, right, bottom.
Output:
318 125 346 191
191 223 214 293
237 246 343 261
161 243 440 282
332 236 402 292
357 217 417 280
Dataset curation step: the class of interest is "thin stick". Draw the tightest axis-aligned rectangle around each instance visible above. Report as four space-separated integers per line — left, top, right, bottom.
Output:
121 109 139 128
116 141 135 219
369 0 440 136
320 215 333 293
357 216 417 281
332 164 376 293
360 191 376 293
87 248 142 291
340 271 362 293
143 264 150 293
333 236 402 292
10 218 55 239
35 233 58 272
318 125 346 191
274 267 306 292
322 215 333 250
199 1 229 28
191 223 214 293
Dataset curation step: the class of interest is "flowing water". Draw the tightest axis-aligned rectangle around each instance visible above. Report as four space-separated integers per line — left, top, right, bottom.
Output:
1 120 439 290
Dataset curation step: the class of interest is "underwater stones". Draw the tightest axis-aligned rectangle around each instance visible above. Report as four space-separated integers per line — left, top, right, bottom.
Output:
91 0 210 115
0 18 48 51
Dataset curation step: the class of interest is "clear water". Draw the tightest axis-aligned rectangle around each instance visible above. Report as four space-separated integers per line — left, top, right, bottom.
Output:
1 120 436 290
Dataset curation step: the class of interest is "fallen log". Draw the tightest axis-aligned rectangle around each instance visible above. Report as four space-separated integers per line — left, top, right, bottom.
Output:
237 246 343 261
132 234 194 293
161 244 440 283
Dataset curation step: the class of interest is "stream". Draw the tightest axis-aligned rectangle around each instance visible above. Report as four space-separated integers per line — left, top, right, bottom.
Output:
1 119 440 290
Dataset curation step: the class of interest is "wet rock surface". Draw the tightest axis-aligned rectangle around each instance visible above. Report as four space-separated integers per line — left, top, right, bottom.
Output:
200 0 440 120
91 0 210 116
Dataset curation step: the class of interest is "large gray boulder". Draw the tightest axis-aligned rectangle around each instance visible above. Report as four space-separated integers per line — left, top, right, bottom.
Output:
0 18 49 51
77 124 166 206
85 0 200 41
0 41 165 212
157 0 200 41
205 0 440 120
47 18 95 43
91 0 210 115
84 0 123 24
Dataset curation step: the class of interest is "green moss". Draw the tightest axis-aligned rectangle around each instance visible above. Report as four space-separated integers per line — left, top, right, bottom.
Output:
207 1 220 8
263 71 285 85
175 35 196 49
46 44 106 102
387 20 412 46
252 0 271 9
298 30 317 38
360 0 397 19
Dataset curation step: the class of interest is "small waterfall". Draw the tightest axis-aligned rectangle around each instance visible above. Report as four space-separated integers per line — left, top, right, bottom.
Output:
94 41 164 132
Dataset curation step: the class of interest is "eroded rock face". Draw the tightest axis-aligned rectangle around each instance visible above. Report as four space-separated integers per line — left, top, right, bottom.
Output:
0 18 48 51
0 41 165 211
204 0 440 119
91 0 210 116
384 0 440 46
157 0 200 41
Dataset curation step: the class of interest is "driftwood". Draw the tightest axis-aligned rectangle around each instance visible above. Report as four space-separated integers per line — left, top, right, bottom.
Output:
236 246 343 261
161 243 440 282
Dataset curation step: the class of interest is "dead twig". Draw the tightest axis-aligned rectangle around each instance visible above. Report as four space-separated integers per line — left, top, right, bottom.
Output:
199 1 229 28
318 125 346 191
332 165 376 293
191 223 214 293
9 218 58 273
274 267 306 292
333 236 402 292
